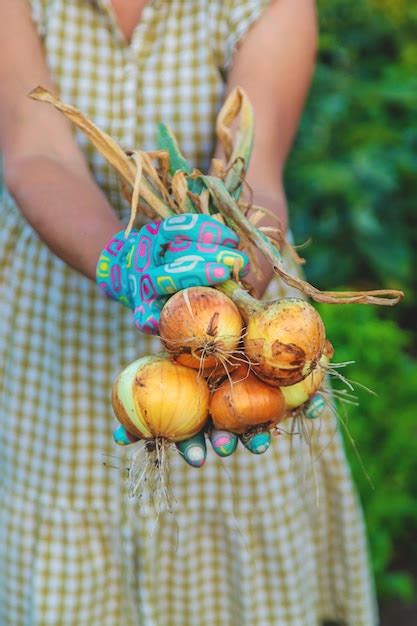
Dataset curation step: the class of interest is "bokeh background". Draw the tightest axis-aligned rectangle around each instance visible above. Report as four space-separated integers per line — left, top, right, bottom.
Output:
286 0 417 622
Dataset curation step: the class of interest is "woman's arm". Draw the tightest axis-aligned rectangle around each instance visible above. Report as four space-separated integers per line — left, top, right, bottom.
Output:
224 0 318 295
0 0 122 280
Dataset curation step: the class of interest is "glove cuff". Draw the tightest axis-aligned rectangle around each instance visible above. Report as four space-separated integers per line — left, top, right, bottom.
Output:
96 229 138 308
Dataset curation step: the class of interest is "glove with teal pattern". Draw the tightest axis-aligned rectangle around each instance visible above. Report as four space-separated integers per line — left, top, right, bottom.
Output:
96 214 249 334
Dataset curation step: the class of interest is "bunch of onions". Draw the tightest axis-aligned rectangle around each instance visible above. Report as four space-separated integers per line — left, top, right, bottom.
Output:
218 282 327 387
111 353 210 510
159 287 244 373
29 86 404 503
210 365 286 434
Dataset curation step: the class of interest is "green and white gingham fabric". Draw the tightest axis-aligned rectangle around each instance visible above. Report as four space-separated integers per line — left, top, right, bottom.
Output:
0 1 378 624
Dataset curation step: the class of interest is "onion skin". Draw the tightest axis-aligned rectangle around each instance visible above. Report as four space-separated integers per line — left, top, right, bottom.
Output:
112 354 209 442
210 366 286 434
173 352 217 370
159 287 243 370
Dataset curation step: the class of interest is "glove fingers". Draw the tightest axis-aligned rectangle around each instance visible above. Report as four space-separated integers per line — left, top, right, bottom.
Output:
159 243 249 277
176 431 207 467
131 216 240 275
139 260 237 299
209 428 238 457
155 214 240 253
239 430 271 455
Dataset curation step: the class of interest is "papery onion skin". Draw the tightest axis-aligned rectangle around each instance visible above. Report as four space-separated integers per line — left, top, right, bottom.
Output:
111 354 210 442
174 352 217 370
210 366 286 434
159 287 244 370
243 298 326 387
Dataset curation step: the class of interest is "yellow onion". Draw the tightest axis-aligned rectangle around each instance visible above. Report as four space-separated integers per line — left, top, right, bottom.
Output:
218 283 326 387
159 287 244 370
111 354 209 442
210 366 286 434
244 298 326 386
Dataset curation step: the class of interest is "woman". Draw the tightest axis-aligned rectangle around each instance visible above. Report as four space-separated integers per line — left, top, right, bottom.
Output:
0 0 377 624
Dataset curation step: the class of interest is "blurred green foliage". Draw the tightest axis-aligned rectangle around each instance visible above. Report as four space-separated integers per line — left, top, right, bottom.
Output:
319 304 417 601
286 0 417 342
284 0 417 602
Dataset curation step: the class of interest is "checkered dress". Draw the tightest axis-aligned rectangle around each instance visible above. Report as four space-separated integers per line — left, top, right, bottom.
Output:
0 1 378 624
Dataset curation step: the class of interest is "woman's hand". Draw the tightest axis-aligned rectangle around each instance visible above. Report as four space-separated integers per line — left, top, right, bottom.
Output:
96 214 249 334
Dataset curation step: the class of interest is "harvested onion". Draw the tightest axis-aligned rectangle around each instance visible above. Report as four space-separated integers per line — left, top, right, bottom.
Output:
244 298 325 386
159 287 244 371
218 282 326 386
210 365 286 434
112 353 209 442
111 354 210 513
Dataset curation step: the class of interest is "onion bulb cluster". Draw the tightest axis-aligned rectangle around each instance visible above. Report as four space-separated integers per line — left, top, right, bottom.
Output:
158 285 334 432
111 286 333 461
109 283 335 515
109 280 339 515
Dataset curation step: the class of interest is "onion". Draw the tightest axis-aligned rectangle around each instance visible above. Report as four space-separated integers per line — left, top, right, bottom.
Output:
111 354 209 442
159 287 244 371
111 354 210 513
210 365 286 434
218 282 326 386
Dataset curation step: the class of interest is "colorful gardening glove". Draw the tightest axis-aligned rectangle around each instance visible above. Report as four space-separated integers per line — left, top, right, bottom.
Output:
96 213 250 334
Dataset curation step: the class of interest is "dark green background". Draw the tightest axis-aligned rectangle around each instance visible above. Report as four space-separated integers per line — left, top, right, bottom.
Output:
285 0 417 611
